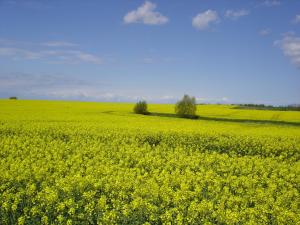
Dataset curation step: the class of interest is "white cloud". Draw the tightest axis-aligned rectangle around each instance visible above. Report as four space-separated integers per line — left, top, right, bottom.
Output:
192 10 219 30
0 72 233 103
259 28 271 36
140 56 177 64
142 57 155 64
0 72 111 100
0 47 42 59
294 15 300 24
222 97 229 102
73 51 102 64
42 41 78 47
123 1 168 25
46 50 103 64
276 34 300 68
262 0 281 7
0 44 102 64
2 0 50 9
196 96 229 103
0 73 87 90
225 9 250 20
0 72 164 102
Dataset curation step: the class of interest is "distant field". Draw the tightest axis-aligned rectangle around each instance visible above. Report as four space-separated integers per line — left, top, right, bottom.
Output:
0 100 299 224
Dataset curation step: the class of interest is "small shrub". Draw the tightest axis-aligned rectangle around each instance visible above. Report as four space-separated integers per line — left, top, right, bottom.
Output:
175 94 197 118
9 96 17 100
134 101 149 115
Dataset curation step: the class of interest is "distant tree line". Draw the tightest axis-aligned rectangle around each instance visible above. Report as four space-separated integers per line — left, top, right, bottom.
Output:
235 104 300 111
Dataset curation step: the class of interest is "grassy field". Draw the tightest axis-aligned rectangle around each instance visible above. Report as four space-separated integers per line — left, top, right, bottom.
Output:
0 100 299 224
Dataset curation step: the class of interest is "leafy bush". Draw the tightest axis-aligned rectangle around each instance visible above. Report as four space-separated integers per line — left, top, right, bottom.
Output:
175 94 197 118
9 96 17 100
134 100 149 115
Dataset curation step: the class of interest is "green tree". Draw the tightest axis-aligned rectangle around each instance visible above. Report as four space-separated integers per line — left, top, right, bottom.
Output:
175 94 197 118
134 101 149 115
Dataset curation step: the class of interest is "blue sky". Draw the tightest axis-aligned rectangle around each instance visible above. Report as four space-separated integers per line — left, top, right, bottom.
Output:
0 0 299 105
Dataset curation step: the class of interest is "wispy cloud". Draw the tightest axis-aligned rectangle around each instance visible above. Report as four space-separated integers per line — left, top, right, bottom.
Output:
275 34 300 69
259 28 271 36
0 72 86 88
225 9 250 20
0 72 234 103
0 72 172 102
192 10 219 30
0 47 42 59
196 96 229 103
140 56 176 64
0 72 109 100
61 51 102 64
294 15 300 24
2 0 50 9
261 0 281 7
142 57 155 64
123 1 168 25
0 39 102 64
41 41 78 47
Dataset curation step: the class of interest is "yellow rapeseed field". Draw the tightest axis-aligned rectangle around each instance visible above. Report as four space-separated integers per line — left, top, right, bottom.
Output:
0 100 299 224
